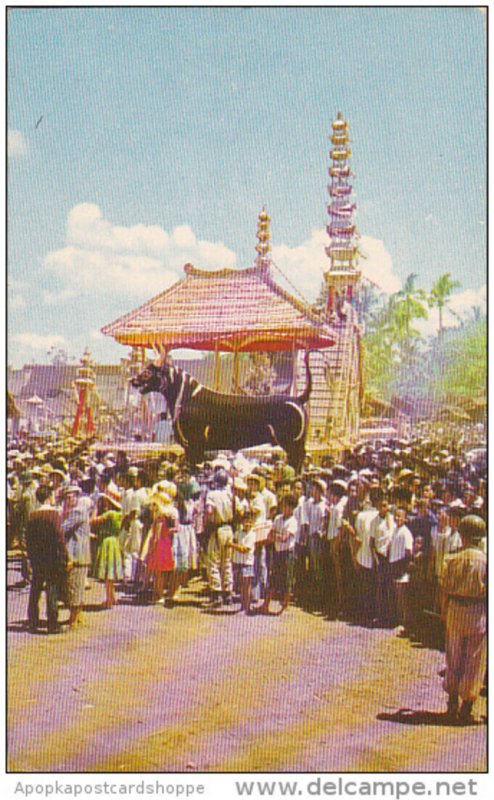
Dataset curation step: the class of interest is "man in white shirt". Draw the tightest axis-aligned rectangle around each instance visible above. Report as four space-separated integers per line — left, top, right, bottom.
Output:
354 491 380 624
389 507 414 630
306 479 328 611
120 467 149 584
369 497 396 626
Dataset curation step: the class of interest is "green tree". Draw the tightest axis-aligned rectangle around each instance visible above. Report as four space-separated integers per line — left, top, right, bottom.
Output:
432 318 486 399
392 273 428 357
362 295 401 397
428 272 461 338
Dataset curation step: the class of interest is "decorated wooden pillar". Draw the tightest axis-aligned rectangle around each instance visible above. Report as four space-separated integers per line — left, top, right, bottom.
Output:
72 348 96 437
214 341 221 391
233 347 240 392
291 340 298 396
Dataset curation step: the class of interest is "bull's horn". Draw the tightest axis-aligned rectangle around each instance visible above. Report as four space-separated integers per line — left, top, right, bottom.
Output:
152 342 168 366
151 342 169 367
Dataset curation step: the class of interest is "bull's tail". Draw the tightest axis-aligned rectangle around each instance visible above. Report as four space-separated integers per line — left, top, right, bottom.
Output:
297 349 313 406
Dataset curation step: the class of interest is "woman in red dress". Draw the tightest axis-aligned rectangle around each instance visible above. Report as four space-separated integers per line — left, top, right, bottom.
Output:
146 482 180 605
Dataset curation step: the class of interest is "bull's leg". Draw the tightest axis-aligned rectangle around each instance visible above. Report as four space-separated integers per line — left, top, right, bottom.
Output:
286 442 306 475
185 445 204 471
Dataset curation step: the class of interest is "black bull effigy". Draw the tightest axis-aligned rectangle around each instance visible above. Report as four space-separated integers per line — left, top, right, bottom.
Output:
131 349 314 472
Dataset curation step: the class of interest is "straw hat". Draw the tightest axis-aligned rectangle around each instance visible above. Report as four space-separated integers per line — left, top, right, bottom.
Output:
149 486 176 518
61 483 82 498
312 478 327 493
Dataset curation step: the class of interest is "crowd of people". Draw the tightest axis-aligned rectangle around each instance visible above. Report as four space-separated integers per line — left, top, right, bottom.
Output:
7 427 487 723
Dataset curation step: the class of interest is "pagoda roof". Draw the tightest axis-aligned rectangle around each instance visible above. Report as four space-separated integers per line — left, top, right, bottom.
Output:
101 262 336 352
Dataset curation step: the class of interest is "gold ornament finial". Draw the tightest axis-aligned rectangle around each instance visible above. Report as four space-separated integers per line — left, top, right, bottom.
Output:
255 207 271 265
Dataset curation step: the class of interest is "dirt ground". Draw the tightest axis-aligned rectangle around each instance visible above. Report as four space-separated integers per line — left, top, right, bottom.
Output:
7 559 487 774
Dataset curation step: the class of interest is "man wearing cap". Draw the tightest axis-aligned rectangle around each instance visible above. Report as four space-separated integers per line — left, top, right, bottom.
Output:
205 469 234 606
441 515 487 725
61 484 92 628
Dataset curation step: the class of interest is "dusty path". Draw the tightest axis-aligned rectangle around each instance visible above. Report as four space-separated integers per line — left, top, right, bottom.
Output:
7 565 486 774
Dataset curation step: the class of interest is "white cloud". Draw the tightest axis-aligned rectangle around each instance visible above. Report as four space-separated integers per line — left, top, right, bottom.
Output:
170 348 205 361
272 229 328 302
271 229 400 302
13 332 66 351
8 130 28 158
448 285 486 318
45 203 238 300
45 245 178 298
416 284 486 337
47 209 400 312
66 203 170 255
358 236 402 293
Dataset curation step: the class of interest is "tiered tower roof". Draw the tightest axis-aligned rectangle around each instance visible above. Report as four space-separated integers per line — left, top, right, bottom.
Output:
325 112 360 277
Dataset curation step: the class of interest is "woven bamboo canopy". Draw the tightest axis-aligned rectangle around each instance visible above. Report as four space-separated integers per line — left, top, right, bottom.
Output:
101 262 336 354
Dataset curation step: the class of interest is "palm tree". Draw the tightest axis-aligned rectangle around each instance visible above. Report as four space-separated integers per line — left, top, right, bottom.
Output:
428 272 461 338
392 273 428 357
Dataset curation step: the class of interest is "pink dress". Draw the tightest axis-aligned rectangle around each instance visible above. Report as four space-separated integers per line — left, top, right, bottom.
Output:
146 518 176 572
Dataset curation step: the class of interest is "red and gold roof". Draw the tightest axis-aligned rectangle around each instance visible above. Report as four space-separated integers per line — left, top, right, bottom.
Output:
101 262 335 353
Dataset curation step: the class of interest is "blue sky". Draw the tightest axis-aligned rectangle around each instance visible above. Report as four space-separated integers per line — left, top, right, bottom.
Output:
7 6 486 367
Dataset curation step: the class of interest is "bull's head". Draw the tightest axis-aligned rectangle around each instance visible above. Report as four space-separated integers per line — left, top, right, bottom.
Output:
129 344 176 396
130 362 163 395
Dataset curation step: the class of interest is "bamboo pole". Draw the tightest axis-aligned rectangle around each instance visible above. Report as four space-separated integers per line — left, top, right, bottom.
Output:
233 348 239 393
291 340 298 396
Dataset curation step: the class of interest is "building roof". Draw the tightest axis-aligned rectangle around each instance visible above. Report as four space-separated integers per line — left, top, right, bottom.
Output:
101 262 336 352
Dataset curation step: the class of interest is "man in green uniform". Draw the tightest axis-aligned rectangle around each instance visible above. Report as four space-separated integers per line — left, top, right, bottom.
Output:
441 515 487 725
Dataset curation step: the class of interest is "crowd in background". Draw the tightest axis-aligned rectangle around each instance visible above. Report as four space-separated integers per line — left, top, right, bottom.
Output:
7 428 486 636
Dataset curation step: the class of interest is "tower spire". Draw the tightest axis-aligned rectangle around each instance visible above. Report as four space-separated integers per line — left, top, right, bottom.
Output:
255 207 271 267
324 112 361 315
325 112 359 272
